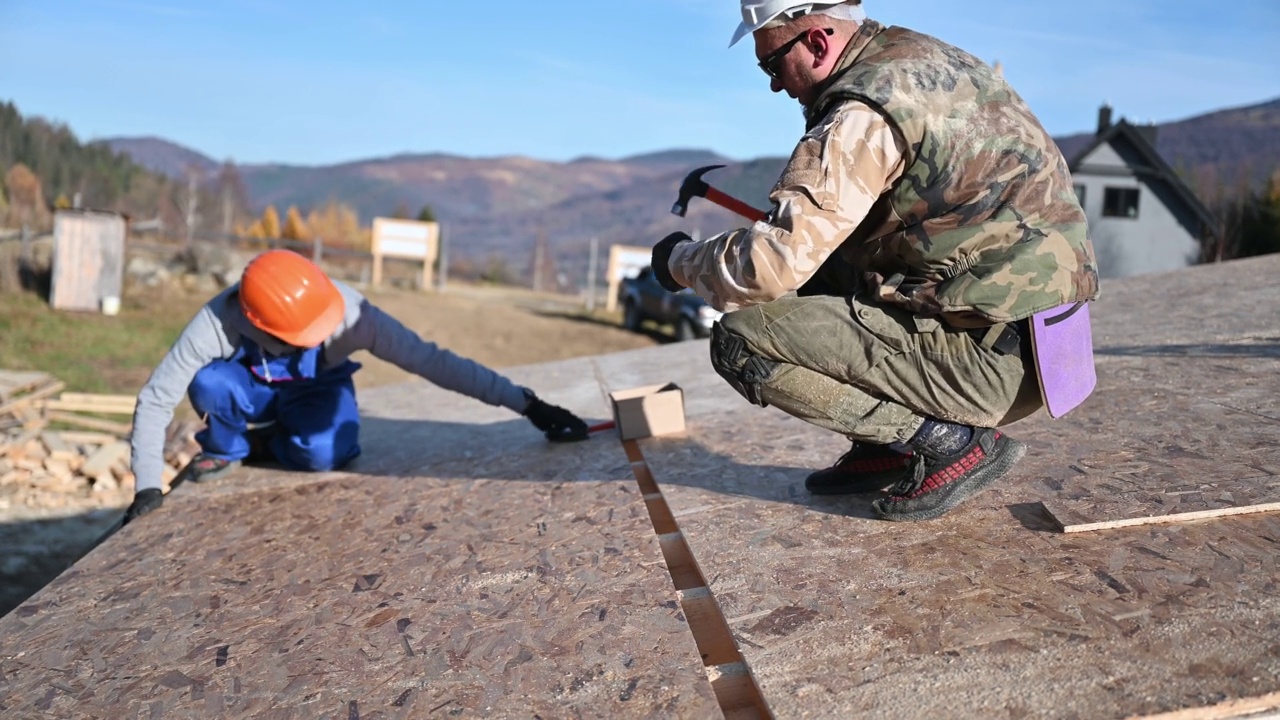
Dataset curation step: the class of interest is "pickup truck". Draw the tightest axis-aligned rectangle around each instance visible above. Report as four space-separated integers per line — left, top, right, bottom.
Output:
617 267 723 341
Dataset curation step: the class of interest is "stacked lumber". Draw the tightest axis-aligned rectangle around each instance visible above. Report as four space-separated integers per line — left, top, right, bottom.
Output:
0 370 201 512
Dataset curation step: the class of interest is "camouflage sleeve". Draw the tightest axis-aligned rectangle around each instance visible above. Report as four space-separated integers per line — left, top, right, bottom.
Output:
667 103 905 312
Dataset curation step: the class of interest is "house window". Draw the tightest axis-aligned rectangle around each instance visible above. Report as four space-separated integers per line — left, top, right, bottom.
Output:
1103 187 1140 218
1073 184 1087 209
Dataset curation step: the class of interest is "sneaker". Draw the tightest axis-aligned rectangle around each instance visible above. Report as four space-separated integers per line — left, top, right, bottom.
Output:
172 453 237 488
871 428 1026 522
805 441 913 495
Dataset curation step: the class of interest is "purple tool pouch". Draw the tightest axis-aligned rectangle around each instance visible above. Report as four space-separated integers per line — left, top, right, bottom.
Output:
1029 301 1096 418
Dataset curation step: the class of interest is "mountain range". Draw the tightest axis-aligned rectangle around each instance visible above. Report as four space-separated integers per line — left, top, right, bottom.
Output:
102 97 1280 282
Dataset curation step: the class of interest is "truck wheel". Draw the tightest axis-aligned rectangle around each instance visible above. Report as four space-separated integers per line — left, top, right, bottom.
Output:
675 317 697 342
623 301 642 331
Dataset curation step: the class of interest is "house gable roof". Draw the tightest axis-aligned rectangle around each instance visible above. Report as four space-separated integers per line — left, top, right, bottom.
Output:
1068 119 1217 237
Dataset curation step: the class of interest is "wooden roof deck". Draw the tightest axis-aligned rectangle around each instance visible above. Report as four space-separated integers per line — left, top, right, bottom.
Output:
2 254 1279 718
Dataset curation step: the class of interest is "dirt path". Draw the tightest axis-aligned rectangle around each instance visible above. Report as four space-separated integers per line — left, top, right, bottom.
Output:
351 284 661 388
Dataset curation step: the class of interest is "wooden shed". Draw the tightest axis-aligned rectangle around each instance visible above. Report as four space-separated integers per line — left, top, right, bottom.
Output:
49 210 126 313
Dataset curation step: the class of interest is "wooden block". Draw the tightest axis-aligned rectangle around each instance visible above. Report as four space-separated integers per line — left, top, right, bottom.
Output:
42 457 74 481
1 426 45 458
1041 474 1280 533
40 432 80 462
80 441 130 479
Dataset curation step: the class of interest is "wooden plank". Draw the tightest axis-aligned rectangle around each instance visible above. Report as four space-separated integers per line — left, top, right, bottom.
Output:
0 380 65 417
1127 691 1280 719
57 431 118 446
1040 475 1280 534
56 393 136 409
45 411 131 436
41 399 135 415
57 393 135 406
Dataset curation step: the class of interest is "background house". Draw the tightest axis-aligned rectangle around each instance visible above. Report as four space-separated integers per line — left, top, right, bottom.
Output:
1068 105 1216 279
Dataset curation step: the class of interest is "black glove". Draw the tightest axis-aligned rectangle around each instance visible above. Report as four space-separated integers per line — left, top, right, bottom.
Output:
651 232 691 292
522 390 589 442
122 488 164 525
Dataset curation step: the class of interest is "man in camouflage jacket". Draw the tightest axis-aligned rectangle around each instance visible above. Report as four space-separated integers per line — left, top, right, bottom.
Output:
651 1 1099 522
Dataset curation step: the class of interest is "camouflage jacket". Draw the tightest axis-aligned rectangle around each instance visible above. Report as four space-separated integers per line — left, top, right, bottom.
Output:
670 20 1100 325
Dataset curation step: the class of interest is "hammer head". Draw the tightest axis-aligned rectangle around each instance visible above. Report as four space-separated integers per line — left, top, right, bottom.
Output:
671 164 725 217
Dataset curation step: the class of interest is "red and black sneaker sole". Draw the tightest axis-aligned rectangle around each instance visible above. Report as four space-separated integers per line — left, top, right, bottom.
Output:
871 432 1027 522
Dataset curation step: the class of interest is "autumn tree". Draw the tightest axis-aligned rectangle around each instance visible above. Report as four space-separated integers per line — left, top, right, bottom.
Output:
3 163 51 230
306 201 363 249
281 205 311 241
260 205 281 239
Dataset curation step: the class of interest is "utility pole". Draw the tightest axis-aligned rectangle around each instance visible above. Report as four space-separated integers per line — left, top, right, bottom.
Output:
184 168 199 246
222 184 234 236
586 236 598 311
532 229 546 292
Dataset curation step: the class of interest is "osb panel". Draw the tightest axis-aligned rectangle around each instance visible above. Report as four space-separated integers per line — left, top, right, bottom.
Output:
0 431 718 718
1089 253 1280 348
643 399 1280 719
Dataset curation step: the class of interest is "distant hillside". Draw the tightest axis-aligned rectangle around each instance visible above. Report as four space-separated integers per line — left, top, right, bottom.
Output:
98 96 1280 281
100 136 220 178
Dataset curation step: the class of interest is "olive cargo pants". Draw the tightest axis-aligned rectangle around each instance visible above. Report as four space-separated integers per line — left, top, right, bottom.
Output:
710 294 1043 445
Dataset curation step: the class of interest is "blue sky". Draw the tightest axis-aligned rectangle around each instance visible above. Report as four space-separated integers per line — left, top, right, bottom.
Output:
1 0 1276 166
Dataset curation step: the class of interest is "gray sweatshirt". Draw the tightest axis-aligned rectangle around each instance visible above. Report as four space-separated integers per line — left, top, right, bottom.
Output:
130 281 529 491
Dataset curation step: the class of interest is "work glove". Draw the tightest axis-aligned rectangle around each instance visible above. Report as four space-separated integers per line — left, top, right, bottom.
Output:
522 390 589 442
122 488 164 525
651 232 691 293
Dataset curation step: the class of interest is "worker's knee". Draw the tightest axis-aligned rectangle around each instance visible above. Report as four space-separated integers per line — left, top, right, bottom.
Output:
709 321 780 407
188 361 249 415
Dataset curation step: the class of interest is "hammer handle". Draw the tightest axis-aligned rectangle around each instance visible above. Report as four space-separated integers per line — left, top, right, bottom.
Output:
705 187 768 223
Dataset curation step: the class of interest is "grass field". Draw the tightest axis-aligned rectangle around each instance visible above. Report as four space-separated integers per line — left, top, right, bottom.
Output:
0 285 209 394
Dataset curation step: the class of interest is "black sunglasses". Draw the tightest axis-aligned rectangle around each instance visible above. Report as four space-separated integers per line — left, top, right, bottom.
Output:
758 27 834 79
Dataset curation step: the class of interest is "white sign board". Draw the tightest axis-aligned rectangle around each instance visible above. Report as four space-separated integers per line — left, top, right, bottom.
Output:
371 217 440 289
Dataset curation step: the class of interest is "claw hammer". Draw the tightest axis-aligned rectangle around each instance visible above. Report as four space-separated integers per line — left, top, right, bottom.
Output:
671 164 768 223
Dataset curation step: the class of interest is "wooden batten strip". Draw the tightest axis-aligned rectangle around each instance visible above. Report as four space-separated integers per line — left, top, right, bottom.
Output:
1043 500 1280 533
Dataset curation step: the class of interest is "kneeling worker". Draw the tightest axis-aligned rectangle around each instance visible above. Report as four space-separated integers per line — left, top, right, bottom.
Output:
123 249 587 524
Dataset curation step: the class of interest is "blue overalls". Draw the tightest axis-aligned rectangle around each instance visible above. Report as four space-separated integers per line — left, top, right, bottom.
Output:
187 340 362 471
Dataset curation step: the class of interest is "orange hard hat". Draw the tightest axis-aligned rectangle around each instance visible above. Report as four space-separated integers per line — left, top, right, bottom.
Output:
239 250 345 348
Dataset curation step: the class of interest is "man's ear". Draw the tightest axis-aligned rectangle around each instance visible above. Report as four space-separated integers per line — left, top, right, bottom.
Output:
809 28 829 65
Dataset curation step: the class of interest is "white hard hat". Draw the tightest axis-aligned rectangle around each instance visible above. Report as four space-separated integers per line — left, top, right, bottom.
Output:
729 1 866 47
